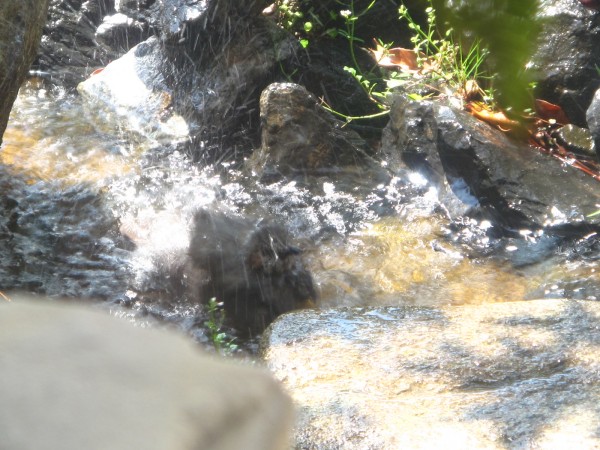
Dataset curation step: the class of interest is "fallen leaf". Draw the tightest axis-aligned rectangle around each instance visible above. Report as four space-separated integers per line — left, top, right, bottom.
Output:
535 99 570 125
370 40 420 71
467 102 521 131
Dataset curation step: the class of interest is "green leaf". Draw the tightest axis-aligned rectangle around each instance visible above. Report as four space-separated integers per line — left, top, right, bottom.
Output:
431 0 541 113
588 209 600 218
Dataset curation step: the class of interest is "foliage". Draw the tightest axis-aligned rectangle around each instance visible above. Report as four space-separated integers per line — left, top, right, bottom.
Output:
274 0 321 48
204 298 238 356
397 3 491 100
321 0 495 121
274 0 542 121
588 209 600 218
431 0 541 114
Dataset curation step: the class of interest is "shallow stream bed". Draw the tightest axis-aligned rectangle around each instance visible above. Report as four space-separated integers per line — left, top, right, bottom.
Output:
1 82 598 350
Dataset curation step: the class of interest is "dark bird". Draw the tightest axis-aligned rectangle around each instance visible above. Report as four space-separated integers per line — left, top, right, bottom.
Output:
189 210 317 336
580 0 600 10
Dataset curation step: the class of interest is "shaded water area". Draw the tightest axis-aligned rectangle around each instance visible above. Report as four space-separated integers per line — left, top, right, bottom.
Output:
1 82 598 351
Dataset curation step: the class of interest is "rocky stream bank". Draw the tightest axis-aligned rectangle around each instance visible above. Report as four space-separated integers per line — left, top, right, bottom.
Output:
1 0 600 448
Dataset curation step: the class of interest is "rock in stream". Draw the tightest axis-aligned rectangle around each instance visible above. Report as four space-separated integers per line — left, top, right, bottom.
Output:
263 299 600 449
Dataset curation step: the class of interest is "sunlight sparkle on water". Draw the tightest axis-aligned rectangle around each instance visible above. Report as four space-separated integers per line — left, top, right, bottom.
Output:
408 171 428 187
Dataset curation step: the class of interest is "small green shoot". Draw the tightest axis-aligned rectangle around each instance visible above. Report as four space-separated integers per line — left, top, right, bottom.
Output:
588 208 600 218
204 298 238 356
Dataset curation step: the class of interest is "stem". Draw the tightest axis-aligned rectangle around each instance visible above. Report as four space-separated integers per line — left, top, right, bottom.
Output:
321 102 390 122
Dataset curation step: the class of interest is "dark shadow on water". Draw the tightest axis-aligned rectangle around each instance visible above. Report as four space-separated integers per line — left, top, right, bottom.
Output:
439 301 600 448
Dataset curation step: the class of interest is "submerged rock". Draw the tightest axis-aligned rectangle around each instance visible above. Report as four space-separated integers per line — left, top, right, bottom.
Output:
1 297 293 450
263 300 600 449
189 209 317 336
0 167 132 300
381 95 600 235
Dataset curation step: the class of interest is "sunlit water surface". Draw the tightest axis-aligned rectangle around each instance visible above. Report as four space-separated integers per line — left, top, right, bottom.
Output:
1 82 598 349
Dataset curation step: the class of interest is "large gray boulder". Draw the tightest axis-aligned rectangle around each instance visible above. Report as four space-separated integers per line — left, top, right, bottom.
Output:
263 300 600 449
381 95 600 234
1 297 292 450
0 0 50 145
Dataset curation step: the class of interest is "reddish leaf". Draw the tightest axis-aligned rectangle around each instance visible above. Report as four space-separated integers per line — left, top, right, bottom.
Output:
535 99 570 125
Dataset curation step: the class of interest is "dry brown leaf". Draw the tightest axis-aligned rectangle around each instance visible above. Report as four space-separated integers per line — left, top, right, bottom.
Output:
370 40 420 71
467 102 520 131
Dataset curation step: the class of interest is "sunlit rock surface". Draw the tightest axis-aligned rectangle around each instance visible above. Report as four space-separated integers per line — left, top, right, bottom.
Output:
78 37 190 143
1 297 292 450
263 300 600 449
250 82 382 178
382 95 600 233
95 12 150 50
585 86 600 160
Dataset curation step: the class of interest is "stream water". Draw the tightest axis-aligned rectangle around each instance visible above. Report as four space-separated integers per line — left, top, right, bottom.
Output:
1 80 598 351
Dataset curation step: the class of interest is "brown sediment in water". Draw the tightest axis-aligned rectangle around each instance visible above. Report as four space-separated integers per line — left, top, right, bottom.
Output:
0 82 139 185
309 218 538 308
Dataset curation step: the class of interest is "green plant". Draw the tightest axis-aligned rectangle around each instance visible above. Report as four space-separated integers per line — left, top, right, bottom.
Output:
430 0 540 113
397 2 491 101
321 0 494 122
275 0 315 48
204 298 238 356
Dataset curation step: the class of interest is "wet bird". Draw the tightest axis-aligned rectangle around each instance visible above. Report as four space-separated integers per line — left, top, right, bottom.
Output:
580 0 600 9
189 210 317 336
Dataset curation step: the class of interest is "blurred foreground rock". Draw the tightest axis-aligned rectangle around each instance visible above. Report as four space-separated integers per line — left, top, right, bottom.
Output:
263 300 600 449
0 297 292 450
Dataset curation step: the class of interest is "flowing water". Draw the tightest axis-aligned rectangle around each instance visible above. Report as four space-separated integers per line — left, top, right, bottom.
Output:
1 81 598 350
